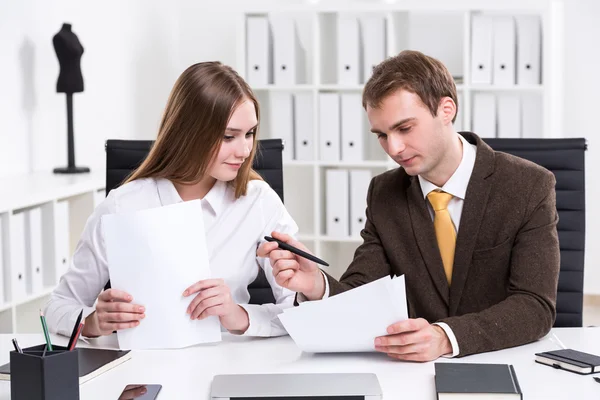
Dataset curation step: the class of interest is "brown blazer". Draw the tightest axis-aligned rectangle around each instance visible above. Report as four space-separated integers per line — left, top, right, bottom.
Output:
324 132 560 357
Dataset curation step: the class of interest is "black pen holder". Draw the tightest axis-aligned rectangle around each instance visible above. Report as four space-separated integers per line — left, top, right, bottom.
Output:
10 344 79 400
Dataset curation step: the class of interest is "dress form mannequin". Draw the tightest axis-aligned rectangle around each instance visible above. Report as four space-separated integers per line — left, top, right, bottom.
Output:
53 23 89 174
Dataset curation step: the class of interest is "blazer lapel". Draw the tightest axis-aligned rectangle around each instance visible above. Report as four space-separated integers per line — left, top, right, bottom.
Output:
407 176 450 306
449 132 495 315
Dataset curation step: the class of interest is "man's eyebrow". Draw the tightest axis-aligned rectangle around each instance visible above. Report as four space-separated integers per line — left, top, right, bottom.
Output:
370 118 415 134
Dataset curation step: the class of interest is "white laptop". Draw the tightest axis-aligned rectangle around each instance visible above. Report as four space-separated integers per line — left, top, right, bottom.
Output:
210 373 383 399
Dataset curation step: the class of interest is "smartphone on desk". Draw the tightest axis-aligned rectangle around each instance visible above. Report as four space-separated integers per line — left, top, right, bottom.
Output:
118 384 162 399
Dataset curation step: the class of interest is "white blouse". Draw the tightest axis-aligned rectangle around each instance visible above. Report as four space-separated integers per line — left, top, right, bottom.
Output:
44 177 298 338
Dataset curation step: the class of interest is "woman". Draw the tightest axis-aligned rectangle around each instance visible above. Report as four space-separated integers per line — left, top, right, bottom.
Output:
44 62 298 338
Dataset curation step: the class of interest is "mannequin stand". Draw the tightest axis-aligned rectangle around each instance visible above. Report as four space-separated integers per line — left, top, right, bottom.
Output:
54 93 89 174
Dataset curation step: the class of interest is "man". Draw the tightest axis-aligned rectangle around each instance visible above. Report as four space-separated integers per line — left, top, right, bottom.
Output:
258 50 560 361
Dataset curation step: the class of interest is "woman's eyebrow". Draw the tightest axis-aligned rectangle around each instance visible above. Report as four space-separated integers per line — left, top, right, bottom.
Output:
225 124 258 132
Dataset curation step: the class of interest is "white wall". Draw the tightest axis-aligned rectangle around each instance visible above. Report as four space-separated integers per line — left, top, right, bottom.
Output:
0 0 240 176
563 0 600 294
2 0 600 292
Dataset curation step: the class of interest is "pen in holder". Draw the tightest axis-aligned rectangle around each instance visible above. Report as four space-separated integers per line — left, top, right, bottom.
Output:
10 344 79 400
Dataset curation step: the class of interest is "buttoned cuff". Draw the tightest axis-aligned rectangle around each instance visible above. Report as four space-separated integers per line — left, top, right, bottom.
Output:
433 322 460 357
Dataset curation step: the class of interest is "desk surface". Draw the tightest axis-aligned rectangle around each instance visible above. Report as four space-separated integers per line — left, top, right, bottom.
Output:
0 328 598 399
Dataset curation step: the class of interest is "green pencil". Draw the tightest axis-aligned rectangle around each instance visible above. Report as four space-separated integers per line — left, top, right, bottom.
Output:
39 309 53 351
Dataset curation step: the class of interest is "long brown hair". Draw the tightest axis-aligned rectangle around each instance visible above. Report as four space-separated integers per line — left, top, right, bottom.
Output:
363 50 458 123
126 61 262 198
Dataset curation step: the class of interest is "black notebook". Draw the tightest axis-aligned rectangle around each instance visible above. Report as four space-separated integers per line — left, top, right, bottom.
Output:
0 348 131 384
435 362 522 399
535 349 600 375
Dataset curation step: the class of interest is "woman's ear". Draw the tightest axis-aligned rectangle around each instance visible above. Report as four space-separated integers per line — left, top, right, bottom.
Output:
438 97 457 125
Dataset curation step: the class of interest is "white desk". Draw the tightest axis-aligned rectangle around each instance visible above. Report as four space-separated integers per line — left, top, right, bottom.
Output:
0 328 598 399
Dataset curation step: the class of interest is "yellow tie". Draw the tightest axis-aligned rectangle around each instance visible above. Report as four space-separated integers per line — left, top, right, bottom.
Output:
427 190 456 285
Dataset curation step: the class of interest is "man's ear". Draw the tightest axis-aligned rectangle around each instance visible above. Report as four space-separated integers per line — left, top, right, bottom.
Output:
438 97 457 125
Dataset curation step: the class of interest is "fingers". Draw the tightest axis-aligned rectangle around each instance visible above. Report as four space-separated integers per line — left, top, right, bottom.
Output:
375 330 428 348
387 352 431 363
186 286 223 315
99 320 141 333
375 342 429 356
257 241 279 258
190 295 226 320
182 279 224 297
100 311 146 323
386 318 429 335
274 268 296 288
97 300 145 315
271 231 308 252
99 289 133 302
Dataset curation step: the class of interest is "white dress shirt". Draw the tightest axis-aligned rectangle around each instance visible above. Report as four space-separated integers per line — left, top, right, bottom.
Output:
44 177 298 338
418 133 477 357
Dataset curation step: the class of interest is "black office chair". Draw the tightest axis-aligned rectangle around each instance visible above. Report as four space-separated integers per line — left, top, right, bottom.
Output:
104 138 284 305
483 138 587 327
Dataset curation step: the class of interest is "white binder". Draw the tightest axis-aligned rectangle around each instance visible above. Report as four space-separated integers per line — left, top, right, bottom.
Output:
472 93 496 138
360 15 386 83
497 95 521 138
471 15 494 84
269 92 295 161
349 170 372 237
246 16 271 86
0 222 4 304
337 15 361 85
294 93 314 161
516 16 541 85
521 95 543 138
25 208 43 295
54 200 70 281
341 93 364 162
319 93 341 162
271 16 303 85
492 17 516 85
10 212 27 302
326 169 350 237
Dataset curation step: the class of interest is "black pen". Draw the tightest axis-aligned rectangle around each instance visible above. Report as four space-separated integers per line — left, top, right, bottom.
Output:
264 236 329 266
594 377 600 384
12 338 22 354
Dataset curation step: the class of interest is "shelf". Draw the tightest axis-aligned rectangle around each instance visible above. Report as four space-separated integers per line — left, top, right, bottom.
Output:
0 170 105 213
252 85 315 91
468 84 544 93
283 161 316 167
283 160 392 167
0 287 54 313
318 160 390 168
318 84 364 92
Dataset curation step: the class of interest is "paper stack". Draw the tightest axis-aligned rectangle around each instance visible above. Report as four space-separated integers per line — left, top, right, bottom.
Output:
278 276 408 353
103 200 222 350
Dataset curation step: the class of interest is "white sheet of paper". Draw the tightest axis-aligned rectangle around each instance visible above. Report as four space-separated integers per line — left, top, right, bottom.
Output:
278 276 408 353
102 200 222 350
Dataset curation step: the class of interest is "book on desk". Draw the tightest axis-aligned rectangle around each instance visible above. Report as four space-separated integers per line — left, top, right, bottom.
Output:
535 348 600 375
0 347 131 384
435 362 522 399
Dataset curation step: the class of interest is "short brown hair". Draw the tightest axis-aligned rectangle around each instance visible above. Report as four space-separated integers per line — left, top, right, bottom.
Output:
126 62 262 199
362 50 458 122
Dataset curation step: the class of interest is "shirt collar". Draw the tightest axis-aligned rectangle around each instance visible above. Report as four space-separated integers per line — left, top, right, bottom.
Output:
418 134 477 200
156 178 229 216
